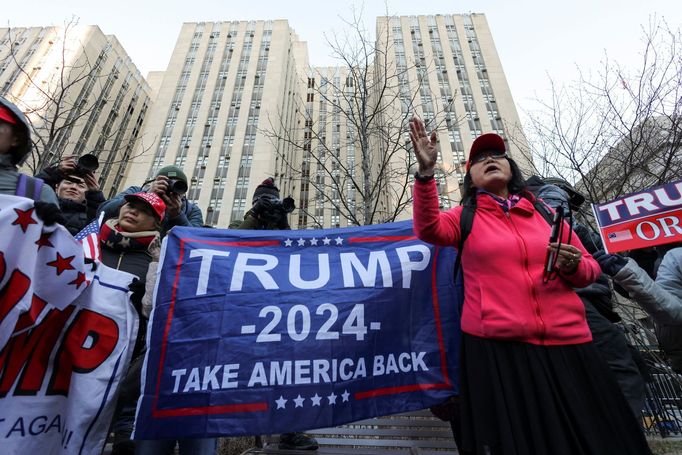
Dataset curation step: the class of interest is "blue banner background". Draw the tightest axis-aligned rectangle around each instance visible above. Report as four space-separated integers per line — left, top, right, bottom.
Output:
135 220 462 438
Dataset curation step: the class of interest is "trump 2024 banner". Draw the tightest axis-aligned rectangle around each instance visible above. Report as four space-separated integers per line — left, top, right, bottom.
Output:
593 179 682 254
135 221 461 439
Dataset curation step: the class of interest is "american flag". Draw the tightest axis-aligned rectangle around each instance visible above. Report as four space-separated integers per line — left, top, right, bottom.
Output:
608 229 633 242
75 213 104 260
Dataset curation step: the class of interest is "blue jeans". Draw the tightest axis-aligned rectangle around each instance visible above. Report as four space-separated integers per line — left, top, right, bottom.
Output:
135 438 217 455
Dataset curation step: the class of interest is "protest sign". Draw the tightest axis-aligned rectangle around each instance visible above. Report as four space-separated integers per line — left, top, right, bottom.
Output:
0 264 138 455
0 195 94 349
135 221 461 439
592 179 682 253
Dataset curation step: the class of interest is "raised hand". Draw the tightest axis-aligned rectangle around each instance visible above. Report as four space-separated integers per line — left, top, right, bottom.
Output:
409 116 438 176
149 175 169 195
82 171 100 191
58 155 77 173
160 191 181 219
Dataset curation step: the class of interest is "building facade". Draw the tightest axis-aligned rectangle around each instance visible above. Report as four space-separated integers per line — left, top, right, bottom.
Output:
122 20 307 226
0 25 151 196
376 14 531 215
122 14 528 228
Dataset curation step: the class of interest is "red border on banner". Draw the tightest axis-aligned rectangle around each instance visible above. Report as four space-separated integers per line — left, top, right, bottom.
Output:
151 236 452 417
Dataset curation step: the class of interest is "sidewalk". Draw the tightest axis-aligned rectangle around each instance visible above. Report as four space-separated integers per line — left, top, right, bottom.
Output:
648 436 682 455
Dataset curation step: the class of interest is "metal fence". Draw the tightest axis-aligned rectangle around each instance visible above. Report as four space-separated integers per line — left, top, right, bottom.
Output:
642 369 682 437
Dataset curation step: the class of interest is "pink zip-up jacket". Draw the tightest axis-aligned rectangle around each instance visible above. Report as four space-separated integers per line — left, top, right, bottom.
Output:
413 180 600 345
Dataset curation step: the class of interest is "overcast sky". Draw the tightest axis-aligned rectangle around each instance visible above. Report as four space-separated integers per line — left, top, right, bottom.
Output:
3 0 680 120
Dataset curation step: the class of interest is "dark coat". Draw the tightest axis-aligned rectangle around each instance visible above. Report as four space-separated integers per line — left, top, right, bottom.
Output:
101 246 152 282
58 191 106 235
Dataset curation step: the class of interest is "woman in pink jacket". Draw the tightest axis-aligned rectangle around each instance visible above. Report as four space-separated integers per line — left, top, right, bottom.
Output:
409 117 650 455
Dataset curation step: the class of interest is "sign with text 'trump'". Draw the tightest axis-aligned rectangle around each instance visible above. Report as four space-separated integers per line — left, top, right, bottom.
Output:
134 221 461 439
592 179 682 253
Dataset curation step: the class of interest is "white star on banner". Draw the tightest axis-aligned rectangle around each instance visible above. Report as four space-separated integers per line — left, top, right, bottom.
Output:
275 396 288 409
311 393 322 406
335 236 343 245
310 237 318 246
294 394 305 407
327 392 337 405
341 390 350 402
322 237 331 245
284 239 293 247
297 238 306 246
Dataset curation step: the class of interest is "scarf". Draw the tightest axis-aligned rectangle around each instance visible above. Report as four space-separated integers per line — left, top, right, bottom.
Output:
100 219 159 253
477 188 521 212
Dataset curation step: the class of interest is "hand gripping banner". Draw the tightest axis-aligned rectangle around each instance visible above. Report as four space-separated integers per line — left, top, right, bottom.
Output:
135 221 461 439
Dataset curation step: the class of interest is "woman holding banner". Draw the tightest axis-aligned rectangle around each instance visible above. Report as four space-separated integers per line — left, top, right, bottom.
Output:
409 116 651 455
102 192 217 454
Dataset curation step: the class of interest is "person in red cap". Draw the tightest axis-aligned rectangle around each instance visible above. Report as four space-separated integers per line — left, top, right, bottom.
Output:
408 116 651 454
0 96 59 205
99 191 169 455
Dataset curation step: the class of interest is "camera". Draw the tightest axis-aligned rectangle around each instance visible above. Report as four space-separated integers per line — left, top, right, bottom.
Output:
281 197 295 214
75 154 99 175
167 178 188 195
254 195 295 220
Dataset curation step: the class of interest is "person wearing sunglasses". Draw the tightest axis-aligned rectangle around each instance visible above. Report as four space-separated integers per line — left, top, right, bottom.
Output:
408 116 651 455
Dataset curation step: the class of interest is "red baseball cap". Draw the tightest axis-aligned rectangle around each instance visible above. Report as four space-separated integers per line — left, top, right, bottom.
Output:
0 105 19 125
124 192 166 220
465 133 506 172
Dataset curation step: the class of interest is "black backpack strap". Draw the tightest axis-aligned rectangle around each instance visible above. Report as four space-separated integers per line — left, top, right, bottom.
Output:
534 198 574 246
16 174 45 201
454 198 477 282
533 199 555 226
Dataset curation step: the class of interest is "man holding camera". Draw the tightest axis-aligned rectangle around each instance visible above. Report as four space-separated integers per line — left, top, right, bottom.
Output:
99 165 203 230
233 179 318 451
234 178 294 230
35 154 105 235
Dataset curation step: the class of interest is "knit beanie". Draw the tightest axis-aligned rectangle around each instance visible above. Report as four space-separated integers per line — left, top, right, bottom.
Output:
252 178 280 203
156 165 188 184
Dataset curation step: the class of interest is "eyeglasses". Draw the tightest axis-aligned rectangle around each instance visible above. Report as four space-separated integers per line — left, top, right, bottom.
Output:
470 151 507 164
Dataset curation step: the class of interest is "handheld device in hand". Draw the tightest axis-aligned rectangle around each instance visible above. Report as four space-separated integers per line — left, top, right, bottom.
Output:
543 206 564 283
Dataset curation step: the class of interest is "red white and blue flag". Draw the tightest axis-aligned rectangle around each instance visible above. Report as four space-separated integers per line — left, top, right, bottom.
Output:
607 230 634 243
75 212 104 261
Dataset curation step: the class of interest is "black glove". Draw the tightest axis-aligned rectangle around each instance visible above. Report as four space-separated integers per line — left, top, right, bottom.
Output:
251 198 275 217
128 278 146 311
34 201 65 226
593 250 628 276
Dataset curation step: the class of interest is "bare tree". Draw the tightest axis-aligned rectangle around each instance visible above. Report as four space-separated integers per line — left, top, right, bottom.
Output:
516 18 682 380
518 16 681 204
0 19 152 189
264 9 460 227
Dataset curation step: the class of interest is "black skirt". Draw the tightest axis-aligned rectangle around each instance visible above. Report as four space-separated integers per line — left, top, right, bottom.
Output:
459 334 651 455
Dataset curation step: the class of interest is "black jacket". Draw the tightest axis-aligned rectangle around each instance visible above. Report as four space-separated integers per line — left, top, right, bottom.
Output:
101 246 152 282
35 164 106 235
58 191 106 235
